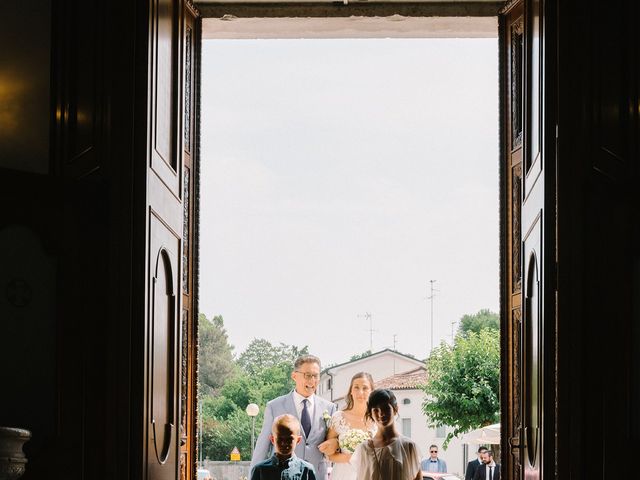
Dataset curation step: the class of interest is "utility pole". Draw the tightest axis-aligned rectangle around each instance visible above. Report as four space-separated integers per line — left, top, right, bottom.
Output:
451 320 457 343
198 398 203 466
427 280 437 354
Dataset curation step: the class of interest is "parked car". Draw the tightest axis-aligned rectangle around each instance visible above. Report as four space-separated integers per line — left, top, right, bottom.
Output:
197 468 213 480
422 473 462 480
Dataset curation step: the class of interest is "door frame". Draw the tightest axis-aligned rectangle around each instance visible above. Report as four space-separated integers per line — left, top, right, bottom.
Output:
193 1 522 477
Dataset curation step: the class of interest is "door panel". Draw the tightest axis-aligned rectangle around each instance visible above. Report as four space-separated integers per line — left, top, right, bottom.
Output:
502 0 553 479
144 1 199 479
148 215 181 478
151 0 181 195
145 0 183 480
520 0 546 476
524 0 542 193
522 217 541 477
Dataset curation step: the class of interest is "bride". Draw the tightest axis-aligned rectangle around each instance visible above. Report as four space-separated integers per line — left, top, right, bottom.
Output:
318 372 376 480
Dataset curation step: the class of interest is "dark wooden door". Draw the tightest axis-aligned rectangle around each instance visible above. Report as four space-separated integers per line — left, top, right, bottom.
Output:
502 0 554 479
520 1 548 477
143 1 199 479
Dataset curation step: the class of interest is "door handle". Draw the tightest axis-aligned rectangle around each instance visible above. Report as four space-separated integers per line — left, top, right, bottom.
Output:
509 426 523 453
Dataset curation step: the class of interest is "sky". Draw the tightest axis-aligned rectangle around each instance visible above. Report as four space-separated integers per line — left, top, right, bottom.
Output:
199 37 499 367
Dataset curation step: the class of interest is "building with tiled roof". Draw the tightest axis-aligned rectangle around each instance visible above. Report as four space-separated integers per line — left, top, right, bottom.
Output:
375 366 428 390
318 349 424 403
318 350 469 477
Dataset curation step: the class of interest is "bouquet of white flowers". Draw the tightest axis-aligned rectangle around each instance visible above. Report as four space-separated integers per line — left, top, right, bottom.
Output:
339 429 371 454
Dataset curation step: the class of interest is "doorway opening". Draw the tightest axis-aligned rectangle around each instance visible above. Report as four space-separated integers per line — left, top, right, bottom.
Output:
195 15 500 480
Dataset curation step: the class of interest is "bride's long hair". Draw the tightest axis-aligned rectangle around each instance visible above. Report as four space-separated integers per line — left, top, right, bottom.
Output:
343 372 374 411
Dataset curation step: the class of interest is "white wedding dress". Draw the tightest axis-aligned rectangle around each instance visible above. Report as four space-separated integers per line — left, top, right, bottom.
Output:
330 410 377 480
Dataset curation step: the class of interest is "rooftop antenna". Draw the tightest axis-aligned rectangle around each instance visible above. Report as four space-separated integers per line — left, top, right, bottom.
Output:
392 334 398 374
427 280 438 355
358 312 376 351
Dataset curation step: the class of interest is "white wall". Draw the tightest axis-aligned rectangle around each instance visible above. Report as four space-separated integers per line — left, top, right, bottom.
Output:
317 352 466 476
394 389 466 477
319 351 423 403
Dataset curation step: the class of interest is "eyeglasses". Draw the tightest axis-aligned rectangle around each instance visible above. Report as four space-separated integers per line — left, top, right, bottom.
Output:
295 371 320 381
430 450 438 453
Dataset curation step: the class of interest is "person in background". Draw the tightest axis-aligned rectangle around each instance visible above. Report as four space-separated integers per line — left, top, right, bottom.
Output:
420 444 447 473
318 372 376 480
351 388 422 480
473 450 500 480
465 446 488 480
250 414 316 480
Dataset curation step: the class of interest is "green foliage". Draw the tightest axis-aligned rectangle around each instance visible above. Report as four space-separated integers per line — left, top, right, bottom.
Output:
198 314 235 394
422 329 500 448
201 407 264 461
237 338 309 377
457 309 499 337
199 336 309 460
202 394 238 420
349 350 372 361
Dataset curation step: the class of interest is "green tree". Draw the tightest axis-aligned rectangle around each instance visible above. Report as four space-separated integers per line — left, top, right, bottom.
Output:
457 309 499 336
198 314 235 394
200 338 309 460
349 350 372 361
237 338 309 377
201 407 264 461
422 329 500 448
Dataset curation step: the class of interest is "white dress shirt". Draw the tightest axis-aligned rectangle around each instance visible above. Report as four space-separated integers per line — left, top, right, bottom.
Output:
483 461 497 480
292 390 315 420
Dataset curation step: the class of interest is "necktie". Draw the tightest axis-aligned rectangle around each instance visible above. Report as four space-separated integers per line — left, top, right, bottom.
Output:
301 399 311 437
489 466 494 480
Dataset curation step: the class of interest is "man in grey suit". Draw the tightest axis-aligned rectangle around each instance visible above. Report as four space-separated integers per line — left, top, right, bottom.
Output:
250 355 337 480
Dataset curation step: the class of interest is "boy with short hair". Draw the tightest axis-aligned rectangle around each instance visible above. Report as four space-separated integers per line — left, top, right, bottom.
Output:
250 414 317 480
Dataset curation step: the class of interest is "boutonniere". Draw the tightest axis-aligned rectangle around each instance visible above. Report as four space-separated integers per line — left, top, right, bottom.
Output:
322 410 332 429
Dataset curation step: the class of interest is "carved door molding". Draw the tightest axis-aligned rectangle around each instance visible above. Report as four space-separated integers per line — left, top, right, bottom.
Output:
502 2 524 479
180 3 201 480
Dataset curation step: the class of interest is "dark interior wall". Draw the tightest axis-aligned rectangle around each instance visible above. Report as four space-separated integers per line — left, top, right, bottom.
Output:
0 1 51 173
556 1 640 479
0 1 142 479
0 0 57 467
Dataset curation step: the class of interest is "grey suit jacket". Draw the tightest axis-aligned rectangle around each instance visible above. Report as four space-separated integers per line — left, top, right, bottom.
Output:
250 392 337 480
421 457 448 473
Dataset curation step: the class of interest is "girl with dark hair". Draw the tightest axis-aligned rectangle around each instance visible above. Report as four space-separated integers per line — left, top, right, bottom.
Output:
318 372 376 480
351 388 422 480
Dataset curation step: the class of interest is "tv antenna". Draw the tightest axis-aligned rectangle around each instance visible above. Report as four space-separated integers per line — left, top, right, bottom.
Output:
427 280 438 354
358 312 376 351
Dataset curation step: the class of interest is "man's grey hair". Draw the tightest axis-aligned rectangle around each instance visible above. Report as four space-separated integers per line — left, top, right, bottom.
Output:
294 354 321 370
